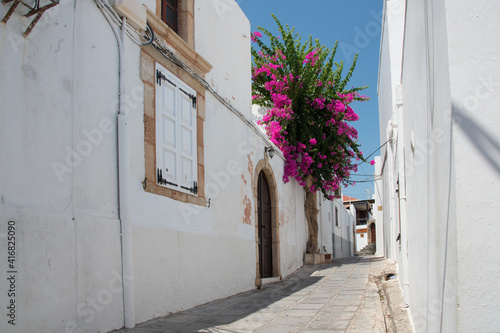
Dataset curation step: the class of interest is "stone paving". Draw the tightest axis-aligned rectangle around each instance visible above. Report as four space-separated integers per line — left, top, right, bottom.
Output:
115 257 392 333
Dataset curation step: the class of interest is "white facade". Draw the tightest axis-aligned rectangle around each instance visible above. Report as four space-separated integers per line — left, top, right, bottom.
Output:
378 0 500 332
0 1 315 332
373 155 384 257
319 194 355 259
355 225 368 252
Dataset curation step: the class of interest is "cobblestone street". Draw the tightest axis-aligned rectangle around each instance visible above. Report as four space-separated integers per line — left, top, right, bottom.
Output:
115 257 405 333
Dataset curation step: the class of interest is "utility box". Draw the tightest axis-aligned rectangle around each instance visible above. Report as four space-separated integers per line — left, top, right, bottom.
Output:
110 0 147 31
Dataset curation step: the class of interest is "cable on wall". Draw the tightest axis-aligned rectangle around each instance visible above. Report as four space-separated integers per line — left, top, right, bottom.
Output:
356 139 392 166
150 36 284 160
94 0 154 46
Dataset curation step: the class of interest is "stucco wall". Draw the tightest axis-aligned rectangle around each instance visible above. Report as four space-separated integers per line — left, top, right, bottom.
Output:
355 226 368 252
0 0 309 332
0 1 125 332
445 1 500 331
378 0 500 332
373 156 384 257
318 196 353 258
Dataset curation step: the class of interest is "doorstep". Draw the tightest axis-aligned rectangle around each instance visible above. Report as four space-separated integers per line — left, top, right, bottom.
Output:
260 276 281 285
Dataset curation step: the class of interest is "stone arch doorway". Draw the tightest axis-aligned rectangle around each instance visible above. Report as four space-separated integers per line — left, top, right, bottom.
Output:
254 157 280 286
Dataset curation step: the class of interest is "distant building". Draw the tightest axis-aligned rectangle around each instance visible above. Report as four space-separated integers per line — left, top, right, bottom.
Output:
343 196 377 254
317 189 355 259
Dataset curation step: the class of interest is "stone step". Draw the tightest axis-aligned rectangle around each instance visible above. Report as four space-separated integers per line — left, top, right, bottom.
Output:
357 243 376 255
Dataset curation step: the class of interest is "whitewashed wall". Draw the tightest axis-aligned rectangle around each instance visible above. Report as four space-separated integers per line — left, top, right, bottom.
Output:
0 0 309 332
373 156 384 257
445 1 500 331
378 0 500 332
0 1 125 332
377 0 405 263
319 197 354 259
355 226 368 252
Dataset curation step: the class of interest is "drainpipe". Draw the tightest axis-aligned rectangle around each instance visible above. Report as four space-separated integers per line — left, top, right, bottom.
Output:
395 85 410 306
96 4 135 326
108 16 136 328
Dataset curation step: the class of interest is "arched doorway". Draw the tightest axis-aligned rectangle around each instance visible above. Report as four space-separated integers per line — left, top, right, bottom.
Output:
253 157 280 286
258 171 273 278
370 223 376 243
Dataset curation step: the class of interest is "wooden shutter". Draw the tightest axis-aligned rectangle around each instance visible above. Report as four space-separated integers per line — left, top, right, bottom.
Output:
178 87 196 190
156 63 198 195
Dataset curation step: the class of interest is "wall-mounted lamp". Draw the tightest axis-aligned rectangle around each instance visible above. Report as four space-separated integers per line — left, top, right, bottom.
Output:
265 146 276 159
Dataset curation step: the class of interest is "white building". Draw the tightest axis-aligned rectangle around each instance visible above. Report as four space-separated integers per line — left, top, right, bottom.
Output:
377 0 500 331
319 190 356 259
0 1 312 332
0 1 360 332
373 155 384 258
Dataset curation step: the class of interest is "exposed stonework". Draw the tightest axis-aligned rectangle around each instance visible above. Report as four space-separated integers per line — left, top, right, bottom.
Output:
247 154 254 187
154 0 195 49
253 157 281 286
140 7 211 206
243 195 251 225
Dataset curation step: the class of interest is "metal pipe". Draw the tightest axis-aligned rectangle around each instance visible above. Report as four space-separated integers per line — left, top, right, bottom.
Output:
117 17 136 329
95 1 138 328
98 9 136 328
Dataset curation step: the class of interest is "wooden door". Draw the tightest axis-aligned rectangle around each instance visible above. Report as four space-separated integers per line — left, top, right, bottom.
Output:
370 223 376 243
258 171 273 278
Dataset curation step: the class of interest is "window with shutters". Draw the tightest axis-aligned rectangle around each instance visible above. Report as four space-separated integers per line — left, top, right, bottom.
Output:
155 63 198 195
141 12 211 207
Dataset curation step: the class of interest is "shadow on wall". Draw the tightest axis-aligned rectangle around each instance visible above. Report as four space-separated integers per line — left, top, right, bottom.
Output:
452 102 500 176
333 233 353 258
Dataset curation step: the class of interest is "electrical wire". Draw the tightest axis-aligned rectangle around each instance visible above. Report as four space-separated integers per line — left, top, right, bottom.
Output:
346 140 390 184
142 23 154 45
349 173 380 177
94 0 154 46
150 36 284 159
346 178 381 184
356 139 392 166
93 1 280 158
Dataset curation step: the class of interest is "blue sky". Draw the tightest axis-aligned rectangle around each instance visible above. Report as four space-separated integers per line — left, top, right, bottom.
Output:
239 0 383 200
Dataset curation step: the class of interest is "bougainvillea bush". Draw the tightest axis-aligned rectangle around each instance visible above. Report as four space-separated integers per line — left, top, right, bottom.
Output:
252 15 369 201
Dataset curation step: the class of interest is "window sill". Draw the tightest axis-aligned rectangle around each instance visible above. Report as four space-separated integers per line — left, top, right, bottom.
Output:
144 179 206 206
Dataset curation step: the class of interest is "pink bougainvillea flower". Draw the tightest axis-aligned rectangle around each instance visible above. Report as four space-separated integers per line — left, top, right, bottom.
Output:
251 31 262 42
370 160 376 166
303 49 319 66
309 138 317 145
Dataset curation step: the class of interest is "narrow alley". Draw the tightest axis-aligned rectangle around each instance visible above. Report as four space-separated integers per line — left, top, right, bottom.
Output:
115 257 409 333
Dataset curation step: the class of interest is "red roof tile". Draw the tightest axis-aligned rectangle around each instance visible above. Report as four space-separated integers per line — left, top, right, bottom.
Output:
343 195 359 202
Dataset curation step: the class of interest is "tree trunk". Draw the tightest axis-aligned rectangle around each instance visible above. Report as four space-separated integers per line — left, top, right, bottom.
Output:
304 177 319 254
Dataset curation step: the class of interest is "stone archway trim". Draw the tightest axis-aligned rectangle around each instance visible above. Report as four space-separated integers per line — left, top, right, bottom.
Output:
253 155 281 287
